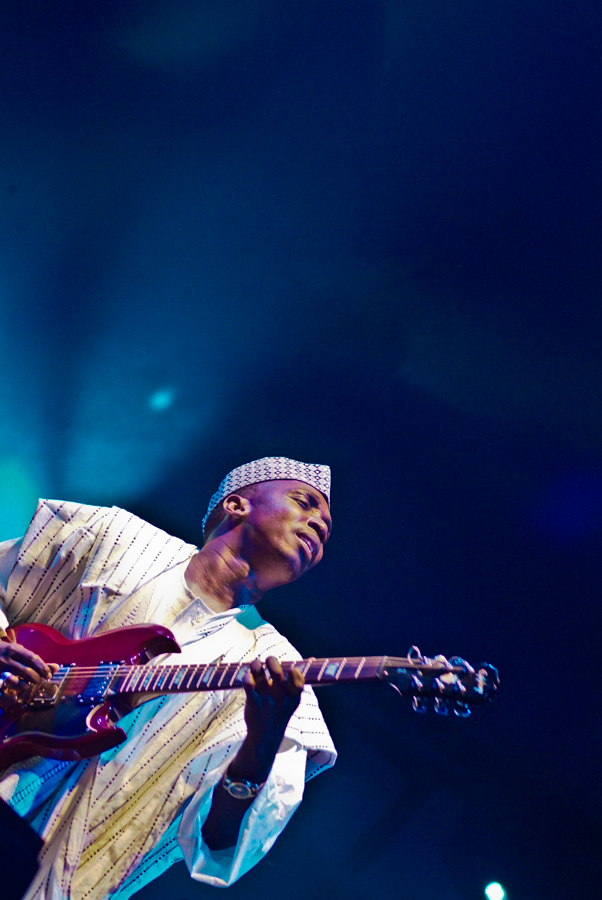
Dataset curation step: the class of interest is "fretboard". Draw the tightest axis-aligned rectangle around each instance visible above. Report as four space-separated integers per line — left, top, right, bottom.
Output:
110 656 396 695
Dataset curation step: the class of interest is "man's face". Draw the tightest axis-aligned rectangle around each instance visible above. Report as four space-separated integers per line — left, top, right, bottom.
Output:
240 479 332 591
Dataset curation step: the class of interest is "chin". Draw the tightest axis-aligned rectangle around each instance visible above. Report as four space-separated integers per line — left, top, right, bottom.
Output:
266 559 303 590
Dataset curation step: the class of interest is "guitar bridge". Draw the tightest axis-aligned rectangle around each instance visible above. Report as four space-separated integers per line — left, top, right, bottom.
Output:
28 679 60 708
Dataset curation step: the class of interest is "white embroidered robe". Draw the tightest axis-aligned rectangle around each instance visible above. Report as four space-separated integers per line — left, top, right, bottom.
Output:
0 500 336 900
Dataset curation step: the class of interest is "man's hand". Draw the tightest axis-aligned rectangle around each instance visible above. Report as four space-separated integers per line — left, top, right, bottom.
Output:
0 641 57 687
201 657 305 852
242 657 304 766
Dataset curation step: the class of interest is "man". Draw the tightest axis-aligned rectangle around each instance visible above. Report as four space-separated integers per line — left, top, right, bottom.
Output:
0 457 336 900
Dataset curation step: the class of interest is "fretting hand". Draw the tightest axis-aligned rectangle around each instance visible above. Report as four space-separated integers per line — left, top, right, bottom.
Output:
241 656 305 769
202 656 305 851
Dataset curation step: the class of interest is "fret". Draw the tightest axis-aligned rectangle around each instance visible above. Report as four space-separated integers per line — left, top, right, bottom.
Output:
118 668 132 692
171 668 184 689
316 659 329 682
166 667 179 689
209 665 221 687
147 669 161 691
131 667 146 691
201 665 215 686
151 668 165 691
119 667 136 693
138 668 151 691
216 665 230 688
203 665 218 687
184 666 198 689
308 659 326 682
300 657 315 678
335 657 347 680
354 657 366 679
155 666 167 689
228 663 243 687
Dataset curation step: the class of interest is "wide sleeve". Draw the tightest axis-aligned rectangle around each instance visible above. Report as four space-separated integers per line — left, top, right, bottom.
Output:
176 662 335 889
1 499 195 636
177 738 308 887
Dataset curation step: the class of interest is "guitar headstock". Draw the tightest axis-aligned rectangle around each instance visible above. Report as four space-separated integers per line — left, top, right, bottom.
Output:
380 647 499 716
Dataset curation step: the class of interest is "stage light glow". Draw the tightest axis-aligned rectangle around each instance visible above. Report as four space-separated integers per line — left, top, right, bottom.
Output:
148 388 175 411
0 459 40 541
485 883 505 900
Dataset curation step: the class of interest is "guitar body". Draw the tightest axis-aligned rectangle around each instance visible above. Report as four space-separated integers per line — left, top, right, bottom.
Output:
0 623 180 770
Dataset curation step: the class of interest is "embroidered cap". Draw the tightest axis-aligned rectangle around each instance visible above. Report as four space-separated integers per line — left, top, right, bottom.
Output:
202 456 331 534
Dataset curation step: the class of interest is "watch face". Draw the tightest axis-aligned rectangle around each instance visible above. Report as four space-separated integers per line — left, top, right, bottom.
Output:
223 776 265 799
226 781 253 800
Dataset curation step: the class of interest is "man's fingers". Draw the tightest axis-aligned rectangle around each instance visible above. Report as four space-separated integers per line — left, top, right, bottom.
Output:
244 658 305 699
0 643 55 683
15 663 43 683
288 667 305 694
0 661 42 684
265 656 285 685
249 659 263 677
242 659 266 695
16 646 50 676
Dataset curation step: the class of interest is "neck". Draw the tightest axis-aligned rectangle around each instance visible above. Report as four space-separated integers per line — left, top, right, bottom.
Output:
185 536 264 612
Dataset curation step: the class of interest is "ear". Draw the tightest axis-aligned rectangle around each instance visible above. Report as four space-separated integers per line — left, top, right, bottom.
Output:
222 493 252 524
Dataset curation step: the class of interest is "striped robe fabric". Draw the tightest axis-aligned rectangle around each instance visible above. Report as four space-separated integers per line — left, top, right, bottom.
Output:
0 500 336 900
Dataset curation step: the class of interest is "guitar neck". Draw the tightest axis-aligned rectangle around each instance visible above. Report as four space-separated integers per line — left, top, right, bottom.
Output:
111 656 397 696
53 655 489 709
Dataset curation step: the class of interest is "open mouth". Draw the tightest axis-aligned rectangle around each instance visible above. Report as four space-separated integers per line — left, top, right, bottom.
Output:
298 535 315 561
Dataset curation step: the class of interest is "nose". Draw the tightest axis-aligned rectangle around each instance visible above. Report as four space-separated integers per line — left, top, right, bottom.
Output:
308 512 329 544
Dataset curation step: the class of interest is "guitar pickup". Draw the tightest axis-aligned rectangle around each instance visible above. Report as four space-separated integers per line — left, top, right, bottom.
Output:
76 664 119 705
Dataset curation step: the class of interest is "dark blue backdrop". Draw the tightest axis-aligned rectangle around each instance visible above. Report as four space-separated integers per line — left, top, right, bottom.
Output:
0 2 600 898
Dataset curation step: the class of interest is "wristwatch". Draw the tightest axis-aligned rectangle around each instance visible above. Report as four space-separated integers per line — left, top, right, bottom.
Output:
222 773 265 800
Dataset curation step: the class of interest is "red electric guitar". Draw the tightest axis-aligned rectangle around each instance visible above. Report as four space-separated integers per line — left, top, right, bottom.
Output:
0 623 499 769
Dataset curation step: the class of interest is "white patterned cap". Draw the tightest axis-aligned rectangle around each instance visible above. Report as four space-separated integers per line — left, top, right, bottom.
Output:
202 456 331 535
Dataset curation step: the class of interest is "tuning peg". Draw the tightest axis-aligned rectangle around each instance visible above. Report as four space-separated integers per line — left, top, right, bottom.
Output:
411 674 423 691
412 696 428 714
434 697 450 715
449 656 474 674
453 701 471 718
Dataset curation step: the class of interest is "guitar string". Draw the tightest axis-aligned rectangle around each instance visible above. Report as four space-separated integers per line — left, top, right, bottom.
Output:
38 657 463 697
42 659 452 682
44 657 386 672
40 656 441 674
41 658 410 682
45 658 389 680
